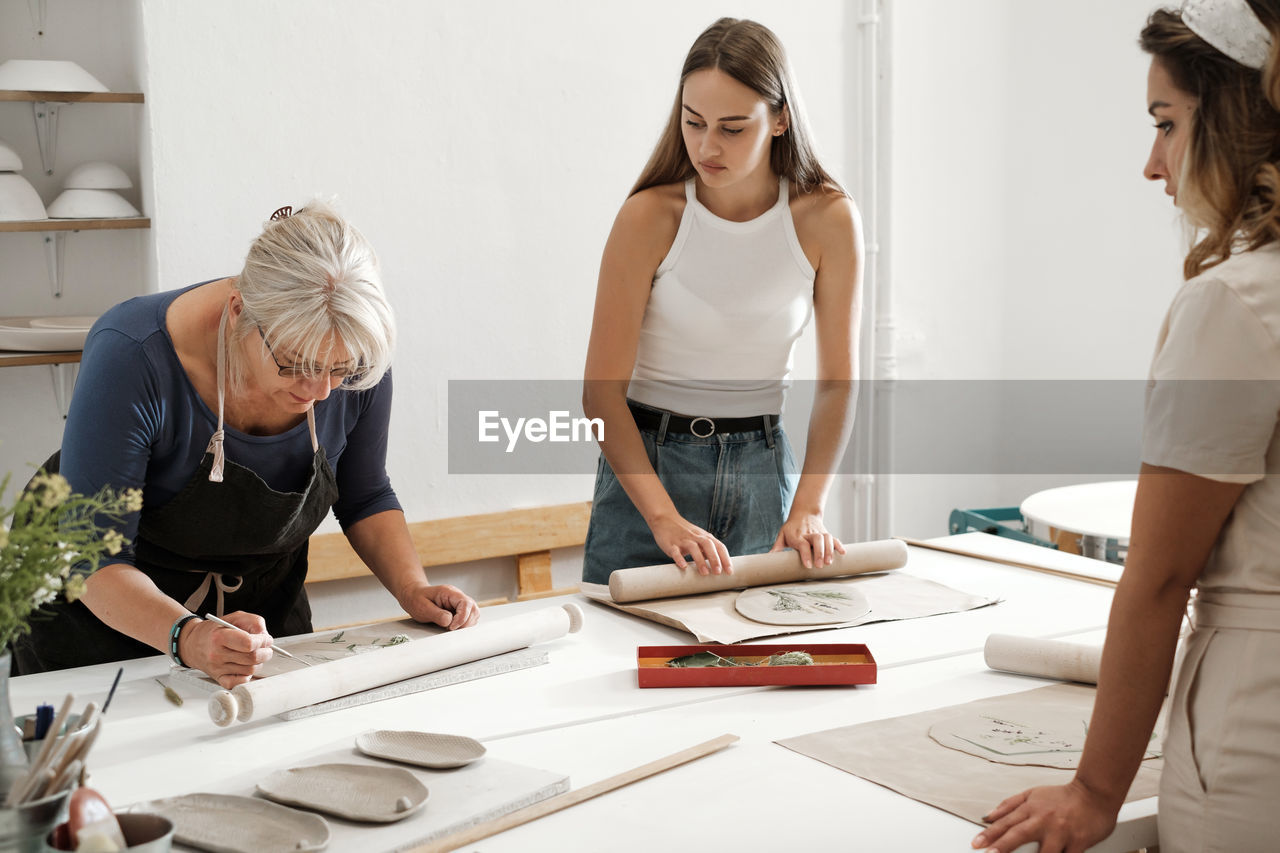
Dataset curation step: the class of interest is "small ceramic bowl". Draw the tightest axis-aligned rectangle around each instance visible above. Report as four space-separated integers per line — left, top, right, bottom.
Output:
47 189 139 219
0 173 47 221
62 162 132 191
45 812 174 853
0 59 108 93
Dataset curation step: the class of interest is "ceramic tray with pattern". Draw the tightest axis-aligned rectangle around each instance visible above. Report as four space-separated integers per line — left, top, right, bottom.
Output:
136 792 330 852
256 763 429 823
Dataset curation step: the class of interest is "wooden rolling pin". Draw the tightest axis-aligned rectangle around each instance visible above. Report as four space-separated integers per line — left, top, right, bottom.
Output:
607 538 909 603
208 602 584 727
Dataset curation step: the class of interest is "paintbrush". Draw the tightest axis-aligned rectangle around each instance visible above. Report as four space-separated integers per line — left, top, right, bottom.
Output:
202 613 312 667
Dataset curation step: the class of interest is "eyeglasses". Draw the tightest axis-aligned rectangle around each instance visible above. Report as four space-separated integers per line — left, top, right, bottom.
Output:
257 326 367 383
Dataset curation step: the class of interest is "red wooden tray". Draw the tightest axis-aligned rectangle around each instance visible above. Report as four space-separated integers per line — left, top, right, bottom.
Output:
637 643 876 688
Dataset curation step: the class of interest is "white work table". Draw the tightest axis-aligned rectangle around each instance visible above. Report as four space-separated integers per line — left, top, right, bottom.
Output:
9 538 1149 852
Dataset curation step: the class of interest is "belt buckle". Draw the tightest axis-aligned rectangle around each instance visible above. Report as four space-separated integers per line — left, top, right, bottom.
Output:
690 416 715 438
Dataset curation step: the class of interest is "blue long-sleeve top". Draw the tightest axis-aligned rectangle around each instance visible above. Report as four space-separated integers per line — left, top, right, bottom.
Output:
59 280 402 566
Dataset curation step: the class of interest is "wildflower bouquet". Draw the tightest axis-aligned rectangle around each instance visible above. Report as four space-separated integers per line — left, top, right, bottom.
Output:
0 471 142 649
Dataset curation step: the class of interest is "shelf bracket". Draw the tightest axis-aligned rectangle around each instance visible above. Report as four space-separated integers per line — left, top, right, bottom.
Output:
28 0 47 34
49 362 79 419
42 231 67 298
32 101 61 174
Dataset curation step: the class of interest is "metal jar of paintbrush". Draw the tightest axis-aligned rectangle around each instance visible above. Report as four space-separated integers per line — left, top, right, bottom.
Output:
0 663 117 852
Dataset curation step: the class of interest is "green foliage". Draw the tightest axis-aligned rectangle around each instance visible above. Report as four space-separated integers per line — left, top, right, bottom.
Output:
0 471 142 649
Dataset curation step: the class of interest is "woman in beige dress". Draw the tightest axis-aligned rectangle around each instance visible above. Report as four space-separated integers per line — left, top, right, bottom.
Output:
976 1 1280 851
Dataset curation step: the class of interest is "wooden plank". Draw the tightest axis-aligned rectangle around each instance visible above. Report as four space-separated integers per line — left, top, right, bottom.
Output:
409 501 592 567
0 217 150 233
515 585 579 603
306 501 591 584
516 550 552 597
0 90 144 103
0 351 82 367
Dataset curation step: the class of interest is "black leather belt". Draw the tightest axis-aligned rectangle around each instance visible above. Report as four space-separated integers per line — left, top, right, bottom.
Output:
628 402 777 438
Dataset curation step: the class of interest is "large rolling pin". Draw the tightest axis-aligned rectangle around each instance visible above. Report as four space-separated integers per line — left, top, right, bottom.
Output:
208 602 584 727
607 538 909 603
983 633 1102 684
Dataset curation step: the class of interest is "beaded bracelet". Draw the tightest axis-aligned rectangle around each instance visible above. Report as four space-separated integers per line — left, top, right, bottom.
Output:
168 613 201 668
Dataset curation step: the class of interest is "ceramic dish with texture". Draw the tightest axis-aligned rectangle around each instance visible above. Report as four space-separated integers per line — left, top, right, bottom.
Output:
356 729 487 769
256 763 428 823
135 793 330 853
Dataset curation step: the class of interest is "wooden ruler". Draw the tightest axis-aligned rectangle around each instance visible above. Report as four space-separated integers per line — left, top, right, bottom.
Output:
410 734 740 852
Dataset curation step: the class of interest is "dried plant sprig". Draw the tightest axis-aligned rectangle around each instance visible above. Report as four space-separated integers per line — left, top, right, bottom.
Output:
0 472 142 649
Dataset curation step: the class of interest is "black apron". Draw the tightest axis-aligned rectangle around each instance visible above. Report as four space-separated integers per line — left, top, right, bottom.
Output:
13 321 339 675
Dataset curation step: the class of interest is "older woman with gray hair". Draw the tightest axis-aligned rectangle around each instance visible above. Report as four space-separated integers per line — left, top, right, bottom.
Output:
12 202 479 687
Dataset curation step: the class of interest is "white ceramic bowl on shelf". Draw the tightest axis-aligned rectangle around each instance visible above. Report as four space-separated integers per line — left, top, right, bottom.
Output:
63 161 132 190
0 172 47 221
0 59 108 92
0 138 21 172
47 188 140 219
0 316 97 352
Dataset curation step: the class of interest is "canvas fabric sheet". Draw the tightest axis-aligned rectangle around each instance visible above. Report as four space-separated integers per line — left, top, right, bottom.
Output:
579 571 997 643
776 682 1163 825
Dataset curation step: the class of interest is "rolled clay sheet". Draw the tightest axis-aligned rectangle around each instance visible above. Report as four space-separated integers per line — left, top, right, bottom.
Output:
983 633 1102 685
208 602 584 727
607 539 909 603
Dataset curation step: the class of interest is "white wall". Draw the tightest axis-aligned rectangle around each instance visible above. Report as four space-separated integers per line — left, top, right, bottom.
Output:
881 0 1185 538
2 1 848 613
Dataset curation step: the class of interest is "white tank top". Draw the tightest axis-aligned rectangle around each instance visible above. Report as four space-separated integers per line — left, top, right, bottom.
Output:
627 177 815 417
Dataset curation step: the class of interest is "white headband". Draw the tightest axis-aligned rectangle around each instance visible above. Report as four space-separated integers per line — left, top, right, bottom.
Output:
1182 0 1273 69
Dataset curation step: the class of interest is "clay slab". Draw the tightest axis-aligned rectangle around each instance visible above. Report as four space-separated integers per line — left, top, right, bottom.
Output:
256 763 428 823
735 584 871 625
137 792 330 853
357 730 486 769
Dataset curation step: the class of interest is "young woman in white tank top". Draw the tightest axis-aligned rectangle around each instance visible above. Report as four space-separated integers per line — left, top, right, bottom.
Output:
581 18 863 582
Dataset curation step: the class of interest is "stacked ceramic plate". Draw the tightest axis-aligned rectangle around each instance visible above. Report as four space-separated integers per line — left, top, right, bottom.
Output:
48 162 139 219
0 138 47 221
0 316 98 351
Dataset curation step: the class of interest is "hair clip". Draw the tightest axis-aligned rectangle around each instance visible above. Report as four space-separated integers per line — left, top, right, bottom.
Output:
270 206 293 221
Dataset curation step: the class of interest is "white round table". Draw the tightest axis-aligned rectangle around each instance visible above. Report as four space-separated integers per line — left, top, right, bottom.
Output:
1020 480 1137 564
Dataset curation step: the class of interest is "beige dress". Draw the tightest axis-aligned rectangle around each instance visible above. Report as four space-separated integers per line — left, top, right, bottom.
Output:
1142 243 1280 853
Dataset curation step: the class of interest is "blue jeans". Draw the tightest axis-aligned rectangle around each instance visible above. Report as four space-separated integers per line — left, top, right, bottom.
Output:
581 404 799 584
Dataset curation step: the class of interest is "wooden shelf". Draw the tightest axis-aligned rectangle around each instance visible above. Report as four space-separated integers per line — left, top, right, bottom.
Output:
0 351 82 367
0 217 149 233
0 90 143 103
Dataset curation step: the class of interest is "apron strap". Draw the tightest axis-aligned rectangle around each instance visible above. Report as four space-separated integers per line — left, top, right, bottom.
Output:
208 307 230 483
182 571 245 617
1194 590 1280 632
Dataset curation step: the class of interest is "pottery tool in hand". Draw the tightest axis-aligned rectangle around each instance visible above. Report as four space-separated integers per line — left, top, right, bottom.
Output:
203 613 312 667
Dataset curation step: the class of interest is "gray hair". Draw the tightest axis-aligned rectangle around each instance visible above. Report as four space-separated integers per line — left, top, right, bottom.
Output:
226 200 395 394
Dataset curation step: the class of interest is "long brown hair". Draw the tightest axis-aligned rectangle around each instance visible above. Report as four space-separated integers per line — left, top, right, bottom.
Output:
1141 1 1280 278
630 17 843 198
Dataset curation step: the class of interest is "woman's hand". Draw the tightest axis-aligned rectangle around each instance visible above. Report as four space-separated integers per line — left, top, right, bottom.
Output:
400 583 480 631
649 512 732 574
971 781 1117 853
770 512 845 569
180 610 274 689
